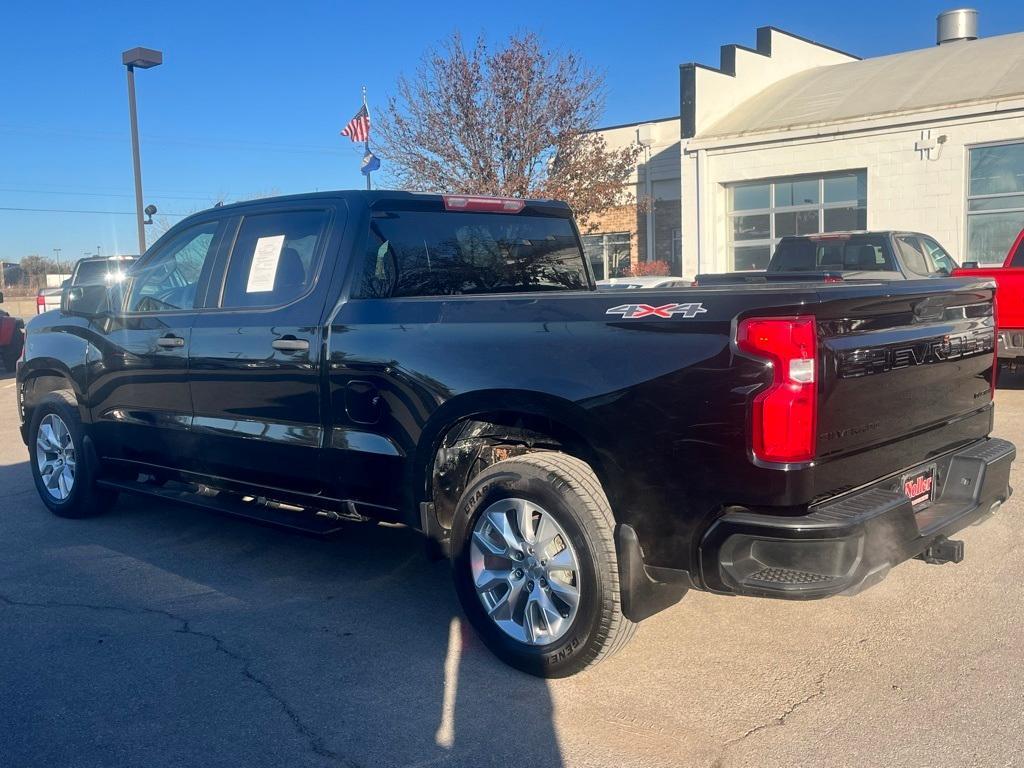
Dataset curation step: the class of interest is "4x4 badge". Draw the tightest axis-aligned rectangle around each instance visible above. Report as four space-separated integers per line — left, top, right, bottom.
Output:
606 303 707 319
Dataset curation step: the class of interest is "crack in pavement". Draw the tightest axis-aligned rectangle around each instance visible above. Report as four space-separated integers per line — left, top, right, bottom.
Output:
710 673 828 768
0 592 357 768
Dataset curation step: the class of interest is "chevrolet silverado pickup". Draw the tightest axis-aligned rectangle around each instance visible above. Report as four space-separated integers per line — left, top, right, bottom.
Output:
16 192 1014 677
695 231 958 285
953 228 1024 368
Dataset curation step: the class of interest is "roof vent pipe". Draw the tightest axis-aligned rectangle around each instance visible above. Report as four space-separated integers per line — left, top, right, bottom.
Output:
937 8 978 45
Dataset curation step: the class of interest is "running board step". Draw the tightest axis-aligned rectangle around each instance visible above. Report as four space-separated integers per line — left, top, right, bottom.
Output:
96 477 348 535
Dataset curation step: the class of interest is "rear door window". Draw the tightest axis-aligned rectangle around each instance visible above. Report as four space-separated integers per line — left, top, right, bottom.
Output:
355 210 589 298
895 237 931 276
220 210 330 309
897 236 952 276
918 237 957 274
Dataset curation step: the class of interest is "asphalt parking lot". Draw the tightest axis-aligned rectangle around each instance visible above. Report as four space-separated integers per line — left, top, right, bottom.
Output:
1 368 1023 768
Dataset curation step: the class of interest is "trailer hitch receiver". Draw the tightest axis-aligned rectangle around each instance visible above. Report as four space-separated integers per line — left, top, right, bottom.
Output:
915 537 964 565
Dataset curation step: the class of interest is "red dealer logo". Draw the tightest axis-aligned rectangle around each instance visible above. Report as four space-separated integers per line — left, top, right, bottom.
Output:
606 303 707 319
904 476 933 499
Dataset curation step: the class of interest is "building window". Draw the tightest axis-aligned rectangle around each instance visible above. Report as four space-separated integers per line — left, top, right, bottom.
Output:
728 171 867 270
967 141 1024 265
582 233 631 280
651 179 682 275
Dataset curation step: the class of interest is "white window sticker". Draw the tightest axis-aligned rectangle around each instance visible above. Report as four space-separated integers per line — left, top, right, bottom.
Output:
246 235 286 293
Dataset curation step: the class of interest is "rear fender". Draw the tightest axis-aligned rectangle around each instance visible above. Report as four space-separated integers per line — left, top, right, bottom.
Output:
415 390 623 532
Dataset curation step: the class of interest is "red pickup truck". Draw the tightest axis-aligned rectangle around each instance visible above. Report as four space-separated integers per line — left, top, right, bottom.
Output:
954 228 1024 369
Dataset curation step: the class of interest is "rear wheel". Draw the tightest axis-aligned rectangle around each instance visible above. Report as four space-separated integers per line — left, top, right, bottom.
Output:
29 391 117 518
451 452 636 677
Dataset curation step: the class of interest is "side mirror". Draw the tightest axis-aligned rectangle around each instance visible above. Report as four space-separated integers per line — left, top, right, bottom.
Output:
0 290 4 304
61 278 70 289
962 261 979 270
61 284 109 317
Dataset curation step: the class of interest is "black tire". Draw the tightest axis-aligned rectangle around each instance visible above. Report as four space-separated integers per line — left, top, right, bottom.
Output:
451 451 636 677
28 391 117 519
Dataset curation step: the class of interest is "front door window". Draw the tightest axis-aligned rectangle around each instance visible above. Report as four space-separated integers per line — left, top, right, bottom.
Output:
127 222 221 312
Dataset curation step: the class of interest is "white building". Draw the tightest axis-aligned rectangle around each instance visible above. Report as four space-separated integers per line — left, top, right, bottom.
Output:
594 11 1024 277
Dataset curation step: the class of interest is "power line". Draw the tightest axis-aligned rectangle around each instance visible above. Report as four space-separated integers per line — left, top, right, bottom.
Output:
0 123 345 156
0 186 213 202
0 206 189 216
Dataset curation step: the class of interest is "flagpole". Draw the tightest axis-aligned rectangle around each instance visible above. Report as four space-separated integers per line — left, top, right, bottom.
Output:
363 86 371 191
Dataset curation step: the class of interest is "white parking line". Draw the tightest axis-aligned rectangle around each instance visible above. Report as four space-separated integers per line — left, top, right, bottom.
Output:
3 383 15 389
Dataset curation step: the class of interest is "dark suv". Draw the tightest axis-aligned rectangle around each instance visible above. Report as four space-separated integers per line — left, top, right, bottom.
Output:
16 192 1013 676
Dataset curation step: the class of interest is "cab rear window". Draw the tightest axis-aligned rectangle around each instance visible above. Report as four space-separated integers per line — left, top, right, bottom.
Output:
769 236 895 272
355 210 589 298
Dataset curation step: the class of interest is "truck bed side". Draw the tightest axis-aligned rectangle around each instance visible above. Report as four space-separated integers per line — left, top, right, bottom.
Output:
327 277 997 575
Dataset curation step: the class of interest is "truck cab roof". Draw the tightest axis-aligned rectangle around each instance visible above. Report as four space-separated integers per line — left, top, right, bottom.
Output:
194 190 572 216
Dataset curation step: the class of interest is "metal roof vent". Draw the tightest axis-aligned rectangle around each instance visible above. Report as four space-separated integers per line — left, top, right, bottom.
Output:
937 8 978 45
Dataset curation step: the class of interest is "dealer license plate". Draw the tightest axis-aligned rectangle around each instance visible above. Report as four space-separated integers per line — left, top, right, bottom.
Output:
901 465 937 511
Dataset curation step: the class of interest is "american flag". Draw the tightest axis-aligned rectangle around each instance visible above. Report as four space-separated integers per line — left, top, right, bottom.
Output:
341 105 370 142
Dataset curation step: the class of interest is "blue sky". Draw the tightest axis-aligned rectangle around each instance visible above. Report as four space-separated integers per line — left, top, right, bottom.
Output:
2 0 1023 263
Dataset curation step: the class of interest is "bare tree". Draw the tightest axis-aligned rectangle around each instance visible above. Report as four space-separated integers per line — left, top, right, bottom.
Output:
377 32 641 231
148 187 282 248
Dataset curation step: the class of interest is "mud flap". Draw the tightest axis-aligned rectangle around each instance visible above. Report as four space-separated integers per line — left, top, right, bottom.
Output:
616 524 688 622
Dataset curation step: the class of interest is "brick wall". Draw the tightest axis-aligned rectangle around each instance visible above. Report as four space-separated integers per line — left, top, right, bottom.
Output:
586 203 642 273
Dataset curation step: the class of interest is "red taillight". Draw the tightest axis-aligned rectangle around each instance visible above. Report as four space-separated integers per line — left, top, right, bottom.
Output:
736 316 818 464
822 274 844 283
36 294 46 314
442 195 525 213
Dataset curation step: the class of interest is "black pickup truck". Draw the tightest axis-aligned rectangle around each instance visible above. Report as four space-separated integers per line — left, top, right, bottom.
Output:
16 192 1014 677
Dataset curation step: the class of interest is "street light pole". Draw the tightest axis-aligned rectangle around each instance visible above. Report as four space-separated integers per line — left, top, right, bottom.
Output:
122 47 162 256
125 64 146 256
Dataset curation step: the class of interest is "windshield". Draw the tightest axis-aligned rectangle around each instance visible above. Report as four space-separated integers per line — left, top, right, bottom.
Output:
768 236 895 273
74 258 135 286
356 210 589 298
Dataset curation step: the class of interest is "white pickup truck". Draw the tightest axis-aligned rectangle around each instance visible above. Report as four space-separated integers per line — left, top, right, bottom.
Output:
36 255 136 314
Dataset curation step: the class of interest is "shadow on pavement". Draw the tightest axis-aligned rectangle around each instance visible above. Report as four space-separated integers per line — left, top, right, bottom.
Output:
0 458 565 768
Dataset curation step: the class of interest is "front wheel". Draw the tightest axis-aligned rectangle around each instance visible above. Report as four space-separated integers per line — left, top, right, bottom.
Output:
451 452 636 677
29 391 117 518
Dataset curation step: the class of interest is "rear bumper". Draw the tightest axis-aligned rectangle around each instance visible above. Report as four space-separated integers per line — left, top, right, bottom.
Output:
698 437 1015 599
998 330 1024 360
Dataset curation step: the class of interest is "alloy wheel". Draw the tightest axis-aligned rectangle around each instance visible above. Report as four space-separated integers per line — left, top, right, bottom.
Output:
469 497 581 645
35 414 76 501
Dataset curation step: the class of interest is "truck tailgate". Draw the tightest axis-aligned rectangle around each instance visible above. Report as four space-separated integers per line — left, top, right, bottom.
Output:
815 281 996 462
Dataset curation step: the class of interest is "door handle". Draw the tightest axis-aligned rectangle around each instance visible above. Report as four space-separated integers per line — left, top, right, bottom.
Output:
156 335 185 348
272 337 309 352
